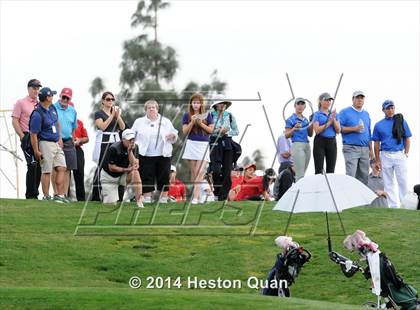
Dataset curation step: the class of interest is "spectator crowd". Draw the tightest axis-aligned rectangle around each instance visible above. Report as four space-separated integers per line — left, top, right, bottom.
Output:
11 78 418 209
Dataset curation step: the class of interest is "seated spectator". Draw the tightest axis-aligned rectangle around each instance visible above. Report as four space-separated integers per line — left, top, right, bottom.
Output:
273 162 295 201
168 165 186 202
231 165 244 188
29 87 68 203
228 163 272 201
100 129 143 208
367 159 388 208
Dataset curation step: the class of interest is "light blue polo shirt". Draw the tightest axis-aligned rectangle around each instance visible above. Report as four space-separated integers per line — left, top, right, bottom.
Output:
338 106 371 147
372 117 412 151
285 113 310 143
313 111 337 138
54 101 77 139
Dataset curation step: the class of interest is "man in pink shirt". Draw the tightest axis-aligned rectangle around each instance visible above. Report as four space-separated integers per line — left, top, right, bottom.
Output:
12 79 42 199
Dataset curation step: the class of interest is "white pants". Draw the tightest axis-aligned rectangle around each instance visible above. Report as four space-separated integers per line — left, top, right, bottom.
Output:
380 151 408 208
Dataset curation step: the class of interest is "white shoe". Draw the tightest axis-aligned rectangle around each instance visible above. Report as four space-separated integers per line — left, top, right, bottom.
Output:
123 187 134 202
143 196 152 203
159 197 168 204
136 200 145 208
207 195 215 202
191 198 199 205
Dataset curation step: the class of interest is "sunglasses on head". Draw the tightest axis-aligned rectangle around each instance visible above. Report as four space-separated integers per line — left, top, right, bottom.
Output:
105 97 115 102
61 96 70 101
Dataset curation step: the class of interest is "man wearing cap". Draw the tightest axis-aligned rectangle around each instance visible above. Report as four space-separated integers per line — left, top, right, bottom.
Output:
12 79 42 199
52 88 78 198
29 87 68 203
338 91 372 185
100 129 144 208
372 100 411 208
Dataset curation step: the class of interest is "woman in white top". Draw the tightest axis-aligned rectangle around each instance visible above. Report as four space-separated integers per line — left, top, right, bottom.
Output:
131 100 178 203
182 93 214 204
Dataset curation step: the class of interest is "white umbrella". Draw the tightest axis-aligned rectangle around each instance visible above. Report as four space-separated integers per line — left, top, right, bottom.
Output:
273 173 377 213
273 173 378 250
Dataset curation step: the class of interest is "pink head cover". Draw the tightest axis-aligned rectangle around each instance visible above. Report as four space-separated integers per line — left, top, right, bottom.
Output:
343 230 379 253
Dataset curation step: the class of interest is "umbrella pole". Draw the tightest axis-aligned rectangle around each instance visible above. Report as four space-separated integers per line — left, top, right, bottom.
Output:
326 212 332 253
323 171 346 235
283 189 300 235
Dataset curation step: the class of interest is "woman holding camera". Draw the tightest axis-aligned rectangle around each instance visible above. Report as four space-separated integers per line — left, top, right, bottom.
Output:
182 93 214 204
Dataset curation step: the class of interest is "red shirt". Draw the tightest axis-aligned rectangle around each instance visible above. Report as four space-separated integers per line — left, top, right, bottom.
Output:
235 176 264 201
168 179 186 201
231 175 243 189
73 119 88 148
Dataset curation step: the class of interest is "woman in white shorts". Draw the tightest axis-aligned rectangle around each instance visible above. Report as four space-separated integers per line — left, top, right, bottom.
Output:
182 93 214 204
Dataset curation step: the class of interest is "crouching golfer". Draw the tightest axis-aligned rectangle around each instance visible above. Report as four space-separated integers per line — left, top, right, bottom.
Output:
101 129 144 208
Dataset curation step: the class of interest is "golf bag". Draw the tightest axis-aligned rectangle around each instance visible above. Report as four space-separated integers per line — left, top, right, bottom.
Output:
262 246 311 297
329 230 420 310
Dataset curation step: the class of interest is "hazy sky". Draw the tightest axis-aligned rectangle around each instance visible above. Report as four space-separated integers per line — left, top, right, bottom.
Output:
1 0 419 199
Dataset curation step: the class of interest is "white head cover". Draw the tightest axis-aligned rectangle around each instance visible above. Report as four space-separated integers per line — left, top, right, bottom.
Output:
275 236 299 251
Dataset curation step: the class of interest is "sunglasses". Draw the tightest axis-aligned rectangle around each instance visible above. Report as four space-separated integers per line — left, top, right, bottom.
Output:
105 98 115 102
296 102 306 106
385 105 395 110
61 96 70 101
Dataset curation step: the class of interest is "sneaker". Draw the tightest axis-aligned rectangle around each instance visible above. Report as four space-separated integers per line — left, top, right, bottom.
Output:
207 195 215 203
158 197 168 204
123 187 134 202
143 196 152 203
136 200 145 208
53 195 69 203
191 198 199 205
42 195 52 201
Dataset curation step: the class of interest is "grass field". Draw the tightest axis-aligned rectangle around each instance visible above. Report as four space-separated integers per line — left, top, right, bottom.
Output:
1 198 419 309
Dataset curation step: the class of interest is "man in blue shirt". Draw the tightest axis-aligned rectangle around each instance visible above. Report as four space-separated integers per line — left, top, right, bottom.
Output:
30 87 68 203
53 88 77 198
372 100 411 208
338 91 372 185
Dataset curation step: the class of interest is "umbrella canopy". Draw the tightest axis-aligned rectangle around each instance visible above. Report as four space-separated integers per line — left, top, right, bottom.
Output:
273 173 377 213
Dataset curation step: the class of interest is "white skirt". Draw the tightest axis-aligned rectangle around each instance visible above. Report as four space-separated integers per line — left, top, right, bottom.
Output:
182 139 210 161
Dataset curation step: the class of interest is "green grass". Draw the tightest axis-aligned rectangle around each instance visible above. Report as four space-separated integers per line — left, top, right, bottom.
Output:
1 198 419 309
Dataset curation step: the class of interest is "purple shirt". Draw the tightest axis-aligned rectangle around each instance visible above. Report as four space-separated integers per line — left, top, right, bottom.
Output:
182 112 213 142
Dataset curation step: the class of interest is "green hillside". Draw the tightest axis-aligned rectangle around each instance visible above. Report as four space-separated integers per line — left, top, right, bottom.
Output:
1 199 419 309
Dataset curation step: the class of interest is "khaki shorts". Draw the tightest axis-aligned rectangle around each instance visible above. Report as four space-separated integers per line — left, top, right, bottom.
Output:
39 141 66 173
100 170 127 203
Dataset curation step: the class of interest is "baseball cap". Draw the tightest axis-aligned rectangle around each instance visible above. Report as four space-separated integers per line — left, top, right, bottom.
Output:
60 87 73 99
122 129 135 140
244 163 257 171
27 79 42 88
38 87 57 101
319 92 334 101
294 97 306 104
352 90 365 98
382 100 394 110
